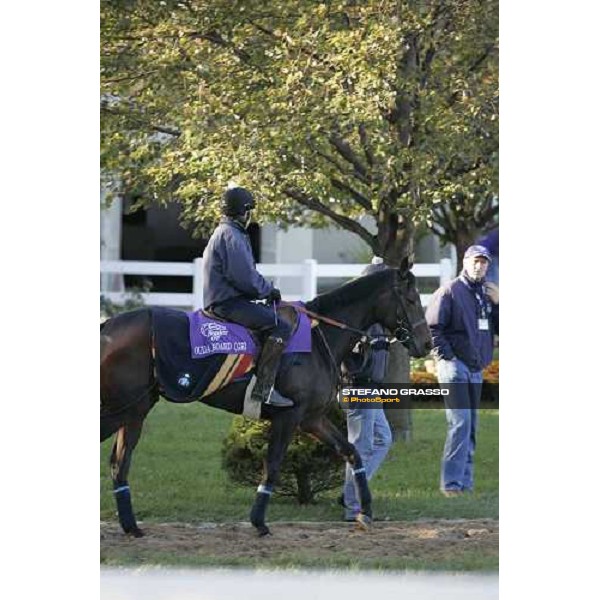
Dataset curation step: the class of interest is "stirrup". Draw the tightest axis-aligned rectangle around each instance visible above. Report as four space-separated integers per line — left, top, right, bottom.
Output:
263 389 294 408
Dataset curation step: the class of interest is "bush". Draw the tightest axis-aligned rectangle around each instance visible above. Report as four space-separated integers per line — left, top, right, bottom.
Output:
221 404 346 504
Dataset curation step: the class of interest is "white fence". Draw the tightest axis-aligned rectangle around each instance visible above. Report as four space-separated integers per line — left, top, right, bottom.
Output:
100 258 454 311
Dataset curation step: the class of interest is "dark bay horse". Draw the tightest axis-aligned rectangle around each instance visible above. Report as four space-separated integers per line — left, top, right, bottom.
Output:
100 260 432 537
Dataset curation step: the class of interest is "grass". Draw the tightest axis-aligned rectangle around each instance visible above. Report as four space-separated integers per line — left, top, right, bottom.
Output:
100 401 498 569
101 402 498 522
100 549 497 572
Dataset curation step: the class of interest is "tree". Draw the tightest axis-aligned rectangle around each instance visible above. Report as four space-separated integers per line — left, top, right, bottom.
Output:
429 192 498 265
101 0 498 265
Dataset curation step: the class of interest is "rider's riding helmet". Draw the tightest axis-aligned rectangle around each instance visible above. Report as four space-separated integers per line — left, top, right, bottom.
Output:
221 187 256 217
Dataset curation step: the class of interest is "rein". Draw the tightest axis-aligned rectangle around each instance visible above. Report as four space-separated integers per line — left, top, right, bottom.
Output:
279 300 400 394
280 302 390 343
279 274 423 385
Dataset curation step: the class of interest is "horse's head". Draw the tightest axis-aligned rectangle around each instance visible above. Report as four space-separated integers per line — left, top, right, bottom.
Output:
374 258 433 358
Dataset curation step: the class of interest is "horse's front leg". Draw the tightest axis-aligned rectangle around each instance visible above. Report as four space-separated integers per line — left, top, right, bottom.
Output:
303 417 373 529
250 409 299 536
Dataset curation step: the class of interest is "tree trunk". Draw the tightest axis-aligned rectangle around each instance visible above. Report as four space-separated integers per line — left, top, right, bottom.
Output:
296 471 313 504
455 231 474 270
383 342 413 443
375 204 415 442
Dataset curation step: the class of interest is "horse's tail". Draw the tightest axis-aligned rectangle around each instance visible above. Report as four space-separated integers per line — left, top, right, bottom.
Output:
100 308 157 440
100 318 112 352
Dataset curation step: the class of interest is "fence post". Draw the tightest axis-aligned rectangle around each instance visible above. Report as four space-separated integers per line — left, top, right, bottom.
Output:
439 258 453 286
302 259 318 300
192 257 204 310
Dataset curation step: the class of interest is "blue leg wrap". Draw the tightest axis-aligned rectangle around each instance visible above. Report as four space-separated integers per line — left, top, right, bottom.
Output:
257 484 273 495
113 484 137 532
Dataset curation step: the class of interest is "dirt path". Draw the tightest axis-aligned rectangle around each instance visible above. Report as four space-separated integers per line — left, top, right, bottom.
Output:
101 519 498 569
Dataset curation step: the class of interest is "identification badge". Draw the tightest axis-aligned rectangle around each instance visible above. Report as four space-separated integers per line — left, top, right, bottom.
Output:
478 318 489 331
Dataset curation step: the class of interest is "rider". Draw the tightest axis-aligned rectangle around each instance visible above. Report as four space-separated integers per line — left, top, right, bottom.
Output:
202 187 294 408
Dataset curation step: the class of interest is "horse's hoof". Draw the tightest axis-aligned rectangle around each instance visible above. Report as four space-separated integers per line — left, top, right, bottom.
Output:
256 525 271 537
125 527 145 538
355 513 372 531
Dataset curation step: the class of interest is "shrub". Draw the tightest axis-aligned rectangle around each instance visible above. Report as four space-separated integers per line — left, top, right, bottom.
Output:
410 371 438 384
221 403 346 504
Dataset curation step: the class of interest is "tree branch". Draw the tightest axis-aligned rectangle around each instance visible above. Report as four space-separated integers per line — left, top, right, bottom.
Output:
101 105 181 138
307 139 348 176
248 19 340 78
328 134 370 182
283 188 375 249
189 30 253 64
469 43 497 73
103 70 159 84
429 222 446 237
358 124 374 167
329 177 372 211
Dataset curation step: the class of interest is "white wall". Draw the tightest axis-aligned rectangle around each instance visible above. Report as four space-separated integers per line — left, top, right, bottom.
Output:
260 224 314 295
100 189 124 292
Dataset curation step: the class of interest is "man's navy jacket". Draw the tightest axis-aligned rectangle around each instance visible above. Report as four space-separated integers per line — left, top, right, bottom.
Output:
425 273 499 371
202 218 273 308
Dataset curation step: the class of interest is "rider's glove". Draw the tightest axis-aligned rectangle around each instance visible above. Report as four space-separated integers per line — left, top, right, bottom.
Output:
267 288 282 303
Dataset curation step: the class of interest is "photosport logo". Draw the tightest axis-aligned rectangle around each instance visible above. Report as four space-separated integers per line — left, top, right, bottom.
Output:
200 322 229 342
338 384 450 409
337 383 499 409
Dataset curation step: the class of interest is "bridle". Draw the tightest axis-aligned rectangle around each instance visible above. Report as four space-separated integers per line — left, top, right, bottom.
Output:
281 272 423 347
280 271 425 384
391 273 427 346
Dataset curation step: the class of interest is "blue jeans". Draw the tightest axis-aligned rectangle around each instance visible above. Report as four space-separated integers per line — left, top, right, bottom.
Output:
343 404 392 518
437 358 483 492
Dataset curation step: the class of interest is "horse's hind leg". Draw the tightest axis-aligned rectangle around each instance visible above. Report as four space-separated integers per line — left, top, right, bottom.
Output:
110 418 147 537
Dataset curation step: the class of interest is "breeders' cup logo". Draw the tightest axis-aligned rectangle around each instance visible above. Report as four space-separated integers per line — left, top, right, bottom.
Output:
200 322 229 342
177 373 191 388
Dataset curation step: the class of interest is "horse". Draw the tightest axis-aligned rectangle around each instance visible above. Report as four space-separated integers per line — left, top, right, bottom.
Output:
100 258 432 537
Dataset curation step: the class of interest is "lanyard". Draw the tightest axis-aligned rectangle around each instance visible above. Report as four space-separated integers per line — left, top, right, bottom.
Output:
473 289 489 319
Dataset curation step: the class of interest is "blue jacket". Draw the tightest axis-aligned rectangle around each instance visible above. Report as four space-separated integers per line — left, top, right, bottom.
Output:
425 272 499 371
202 218 273 308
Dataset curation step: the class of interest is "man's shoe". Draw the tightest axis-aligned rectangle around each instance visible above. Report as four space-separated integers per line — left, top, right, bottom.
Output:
263 389 294 408
441 490 463 498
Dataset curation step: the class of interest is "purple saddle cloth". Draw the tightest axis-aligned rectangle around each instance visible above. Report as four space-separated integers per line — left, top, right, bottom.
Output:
187 303 312 359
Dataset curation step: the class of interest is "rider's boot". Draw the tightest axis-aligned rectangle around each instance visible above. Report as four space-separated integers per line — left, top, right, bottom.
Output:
251 336 294 408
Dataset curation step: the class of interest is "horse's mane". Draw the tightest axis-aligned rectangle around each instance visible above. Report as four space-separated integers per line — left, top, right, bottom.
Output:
305 269 395 313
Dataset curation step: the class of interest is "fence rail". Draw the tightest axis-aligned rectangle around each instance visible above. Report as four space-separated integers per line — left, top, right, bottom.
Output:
100 258 453 311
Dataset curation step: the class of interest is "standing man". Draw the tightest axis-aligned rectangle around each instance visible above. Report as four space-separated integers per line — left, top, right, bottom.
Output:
340 257 393 521
425 245 499 496
202 187 293 407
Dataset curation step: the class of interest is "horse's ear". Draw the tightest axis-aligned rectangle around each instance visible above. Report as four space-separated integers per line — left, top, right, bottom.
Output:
399 255 413 274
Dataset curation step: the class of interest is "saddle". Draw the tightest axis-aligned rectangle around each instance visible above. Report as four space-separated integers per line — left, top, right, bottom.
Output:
202 304 297 338
188 303 311 360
